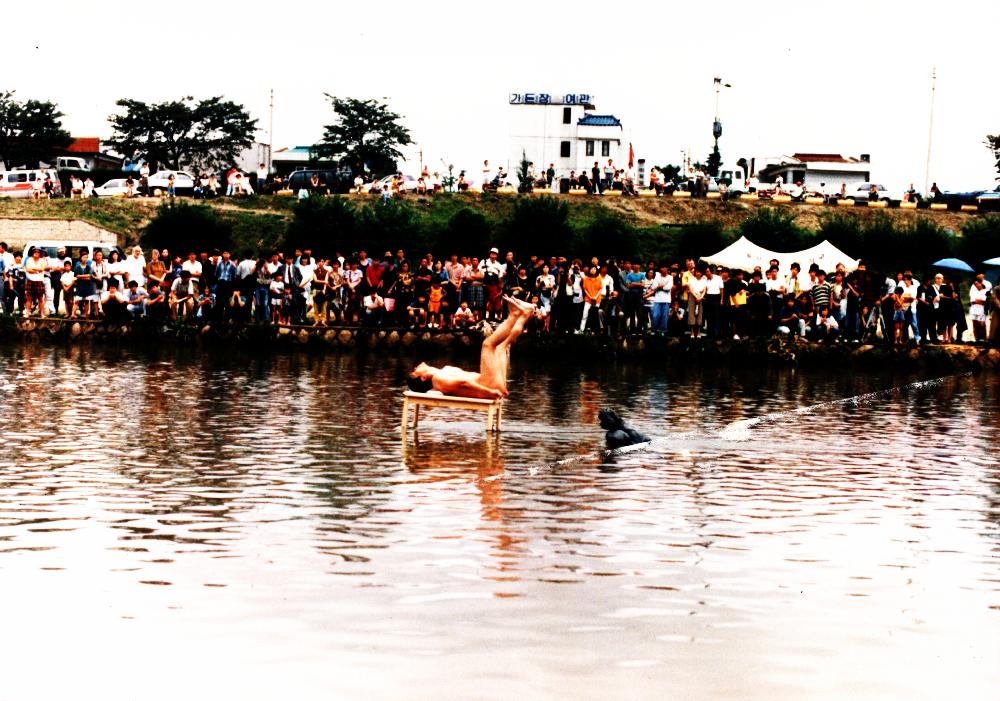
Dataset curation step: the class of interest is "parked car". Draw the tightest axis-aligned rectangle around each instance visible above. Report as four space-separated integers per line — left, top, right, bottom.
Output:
147 170 195 196
56 156 90 172
0 169 61 198
21 240 122 263
286 169 348 195
851 182 905 204
94 178 135 197
364 174 419 193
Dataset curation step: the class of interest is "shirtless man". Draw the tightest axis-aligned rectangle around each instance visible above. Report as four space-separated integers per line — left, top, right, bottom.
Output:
407 296 533 399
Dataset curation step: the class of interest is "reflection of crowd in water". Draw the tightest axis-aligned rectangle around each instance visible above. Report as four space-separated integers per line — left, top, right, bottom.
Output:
6 240 999 345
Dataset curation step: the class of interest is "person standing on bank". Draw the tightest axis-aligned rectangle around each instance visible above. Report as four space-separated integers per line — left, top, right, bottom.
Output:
687 267 708 339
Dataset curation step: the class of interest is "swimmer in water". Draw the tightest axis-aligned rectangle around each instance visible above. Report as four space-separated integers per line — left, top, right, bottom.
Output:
599 408 651 449
407 295 534 399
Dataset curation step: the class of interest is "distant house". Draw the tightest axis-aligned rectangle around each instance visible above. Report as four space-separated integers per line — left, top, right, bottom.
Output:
757 153 871 192
56 137 123 170
508 93 626 180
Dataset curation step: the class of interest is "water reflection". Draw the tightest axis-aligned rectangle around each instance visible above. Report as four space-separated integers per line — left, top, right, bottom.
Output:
0 344 997 700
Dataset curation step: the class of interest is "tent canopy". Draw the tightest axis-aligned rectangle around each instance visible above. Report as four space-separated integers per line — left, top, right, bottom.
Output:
701 236 859 274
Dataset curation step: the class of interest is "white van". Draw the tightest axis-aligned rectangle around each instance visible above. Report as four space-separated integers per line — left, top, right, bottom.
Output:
20 240 122 263
0 169 61 198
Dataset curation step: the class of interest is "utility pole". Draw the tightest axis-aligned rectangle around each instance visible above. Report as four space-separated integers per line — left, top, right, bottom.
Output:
712 77 731 177
267 88 274 174
924 67 936 195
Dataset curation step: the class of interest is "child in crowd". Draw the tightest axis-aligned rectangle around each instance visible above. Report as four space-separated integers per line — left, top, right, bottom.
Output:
882 286 906 345
59 261 76 318
427 280 444 329
195 282 215 319
269 273 287 325
668 299 686 337
452 301 474 329
531 294 549 332
408 294 427 328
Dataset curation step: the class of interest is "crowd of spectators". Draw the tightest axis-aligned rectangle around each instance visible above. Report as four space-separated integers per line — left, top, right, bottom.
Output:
3 240 997 346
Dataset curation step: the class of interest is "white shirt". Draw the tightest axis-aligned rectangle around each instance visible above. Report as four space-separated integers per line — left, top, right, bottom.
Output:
25 257 47 282
687 277 708 300
970 285 988 306
237 258 256 279
602 273 615 297
899 280 920 312
182 260 203 277
123 255 146 286
479 258 506 280
652 273 673 303
705 275 725 295
765 277 785 294
537 273 555 295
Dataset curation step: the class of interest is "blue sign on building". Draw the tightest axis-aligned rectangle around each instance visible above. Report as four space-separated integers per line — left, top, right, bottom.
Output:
509 93 594 106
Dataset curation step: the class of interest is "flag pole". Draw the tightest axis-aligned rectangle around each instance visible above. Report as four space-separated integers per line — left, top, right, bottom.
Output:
924 67 936 195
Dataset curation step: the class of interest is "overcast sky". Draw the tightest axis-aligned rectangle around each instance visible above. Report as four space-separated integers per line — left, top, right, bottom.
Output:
7 1 1000 190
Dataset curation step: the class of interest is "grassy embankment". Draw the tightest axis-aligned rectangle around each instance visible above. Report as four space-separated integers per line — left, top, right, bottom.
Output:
0 194 991 272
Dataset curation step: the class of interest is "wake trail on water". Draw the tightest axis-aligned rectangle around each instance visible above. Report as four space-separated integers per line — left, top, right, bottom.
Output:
717 372 971 442
535 372 970 472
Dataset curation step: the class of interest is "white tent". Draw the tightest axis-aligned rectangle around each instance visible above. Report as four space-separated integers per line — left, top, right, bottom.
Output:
701 236 859 274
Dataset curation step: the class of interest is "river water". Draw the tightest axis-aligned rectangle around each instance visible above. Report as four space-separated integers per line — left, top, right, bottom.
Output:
0 345 997 700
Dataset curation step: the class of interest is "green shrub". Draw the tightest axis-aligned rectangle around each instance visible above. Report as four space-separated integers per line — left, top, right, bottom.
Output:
817 211 863 259
500 195 572 258
738 207 806 251
577 210 637 261
438 207 493 258
284 196 357 256
141 201 233 254
354 199 422 256
957 215 1000 268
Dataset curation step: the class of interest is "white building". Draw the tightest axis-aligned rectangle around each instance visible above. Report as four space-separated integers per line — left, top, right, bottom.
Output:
756 153 872 192
508 92 625 181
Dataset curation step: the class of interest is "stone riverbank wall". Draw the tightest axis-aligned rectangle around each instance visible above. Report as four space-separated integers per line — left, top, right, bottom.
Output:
4 317 1000 373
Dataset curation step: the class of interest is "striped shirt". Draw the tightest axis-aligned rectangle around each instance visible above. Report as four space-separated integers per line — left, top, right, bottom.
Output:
811 282 832 311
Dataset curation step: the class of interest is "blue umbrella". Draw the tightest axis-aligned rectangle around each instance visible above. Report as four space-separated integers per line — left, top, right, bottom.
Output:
983 256 1000 266
932 257 975 272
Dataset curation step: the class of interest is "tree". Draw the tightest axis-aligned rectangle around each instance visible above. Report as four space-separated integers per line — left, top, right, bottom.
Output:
107 96 257 171
0 91 71 168
986 134 1000 179
655 164 683 185
705 144 722 177
312 96 412 177
517 149 531 193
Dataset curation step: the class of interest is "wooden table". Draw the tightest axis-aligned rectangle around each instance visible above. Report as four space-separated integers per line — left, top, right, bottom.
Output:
402 391 503 434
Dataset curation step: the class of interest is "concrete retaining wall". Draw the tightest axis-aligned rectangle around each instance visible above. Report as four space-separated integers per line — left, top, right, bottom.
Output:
0 218 121 250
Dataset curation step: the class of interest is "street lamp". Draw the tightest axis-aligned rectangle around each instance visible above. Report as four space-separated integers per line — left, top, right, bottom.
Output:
711 77 732 177
713 77 731 144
